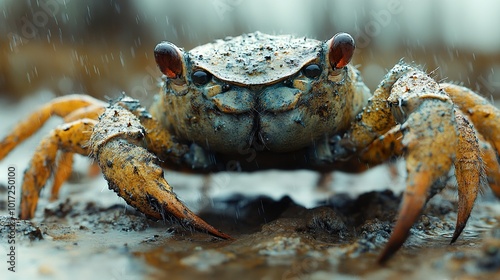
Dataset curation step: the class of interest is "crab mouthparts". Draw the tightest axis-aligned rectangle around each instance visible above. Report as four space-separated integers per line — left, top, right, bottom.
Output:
211 83 302 115
207 84 314 153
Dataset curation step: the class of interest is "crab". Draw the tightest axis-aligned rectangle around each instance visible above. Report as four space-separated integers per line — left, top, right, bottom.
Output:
2 31 500 263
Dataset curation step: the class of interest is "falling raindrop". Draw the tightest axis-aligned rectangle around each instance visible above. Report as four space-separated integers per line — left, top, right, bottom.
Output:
114 1 121 13
120 52 124 67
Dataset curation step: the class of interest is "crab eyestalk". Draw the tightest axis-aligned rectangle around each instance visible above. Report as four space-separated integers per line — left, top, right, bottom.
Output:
327 32 355 70
154 41 184 79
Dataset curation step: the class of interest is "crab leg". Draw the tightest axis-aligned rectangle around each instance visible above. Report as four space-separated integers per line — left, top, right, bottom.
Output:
357 125 405 165
20 119 96 219
443 83 500 153
50 151 74 201
442 84 500 198
49 104 107 200
333 62 414 157
0 95 106 160
479 136 500 197
90 104 231 239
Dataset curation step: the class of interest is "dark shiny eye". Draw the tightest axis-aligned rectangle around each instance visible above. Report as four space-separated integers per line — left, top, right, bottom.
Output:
283 78 293 87
222 84 231 92
302 64 322 79
191 70 212 86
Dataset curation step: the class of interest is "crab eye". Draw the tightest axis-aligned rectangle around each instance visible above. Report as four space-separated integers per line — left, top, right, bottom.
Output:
328 32 355 70
154 41 183 79
191 70 212 86
222 84 232 92
283 78 293 88
302 64 322 79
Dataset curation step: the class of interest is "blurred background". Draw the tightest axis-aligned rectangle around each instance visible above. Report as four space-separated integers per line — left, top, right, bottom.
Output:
1 0 500 103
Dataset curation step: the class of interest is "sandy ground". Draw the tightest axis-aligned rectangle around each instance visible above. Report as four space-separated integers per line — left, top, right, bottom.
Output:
1 92 500 280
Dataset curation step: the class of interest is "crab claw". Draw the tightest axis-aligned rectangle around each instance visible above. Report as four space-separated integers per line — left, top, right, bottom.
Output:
450 112 482 244
91 105 232 240
377 103 484 263
377 168 433 263
95 139 232 240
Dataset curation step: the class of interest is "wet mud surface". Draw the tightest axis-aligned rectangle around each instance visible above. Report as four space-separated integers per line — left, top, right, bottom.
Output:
1 175 500 280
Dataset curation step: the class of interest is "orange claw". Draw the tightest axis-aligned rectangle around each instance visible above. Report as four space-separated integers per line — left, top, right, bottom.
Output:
378 170 432 263
95 139 232 240
90 105 232 240
377 98 456 263
451 112 484 243
377 105 486 263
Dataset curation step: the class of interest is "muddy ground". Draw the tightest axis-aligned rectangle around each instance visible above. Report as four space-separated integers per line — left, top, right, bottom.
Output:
1 94 500 280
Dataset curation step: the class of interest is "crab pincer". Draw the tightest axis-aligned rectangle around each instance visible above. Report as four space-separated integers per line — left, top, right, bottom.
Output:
375 71 484 263
90 104 232 240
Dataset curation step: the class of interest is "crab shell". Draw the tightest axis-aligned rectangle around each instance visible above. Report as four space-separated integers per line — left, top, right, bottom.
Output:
153 32 367 155
190 32 326 86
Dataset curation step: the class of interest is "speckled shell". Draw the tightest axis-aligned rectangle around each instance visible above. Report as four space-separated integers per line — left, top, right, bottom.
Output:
188 32 323 86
